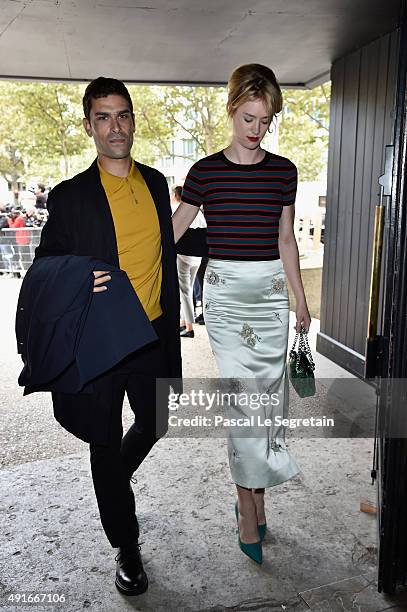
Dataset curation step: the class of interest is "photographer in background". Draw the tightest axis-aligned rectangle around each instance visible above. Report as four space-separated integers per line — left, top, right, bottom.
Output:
22 191 49 228
0 203 15 277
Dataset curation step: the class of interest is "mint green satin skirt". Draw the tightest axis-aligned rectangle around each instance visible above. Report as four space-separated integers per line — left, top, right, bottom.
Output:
203 258 300 488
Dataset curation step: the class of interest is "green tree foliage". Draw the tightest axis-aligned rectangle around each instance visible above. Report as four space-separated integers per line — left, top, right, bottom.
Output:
278 83 331 181
0 80 330 188
0 81 92 184
0 144 25 201
161 86 229 157
127 85 177 165
0 85 30 196
129 85 229 161
131 83 330 181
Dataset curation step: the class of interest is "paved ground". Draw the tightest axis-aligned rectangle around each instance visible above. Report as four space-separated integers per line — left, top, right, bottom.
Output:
1 278 406 612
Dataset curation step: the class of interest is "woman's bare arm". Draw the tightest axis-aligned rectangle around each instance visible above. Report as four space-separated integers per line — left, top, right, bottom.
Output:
278 205 311 331
172 201 200 243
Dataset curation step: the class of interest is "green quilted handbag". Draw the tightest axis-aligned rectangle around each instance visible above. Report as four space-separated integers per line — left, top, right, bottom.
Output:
289 325 316 397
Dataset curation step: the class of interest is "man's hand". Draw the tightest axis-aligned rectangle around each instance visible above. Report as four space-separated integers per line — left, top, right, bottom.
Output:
93 270 111 293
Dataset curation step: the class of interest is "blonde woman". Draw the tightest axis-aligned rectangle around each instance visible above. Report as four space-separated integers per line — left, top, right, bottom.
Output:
172 64 310 564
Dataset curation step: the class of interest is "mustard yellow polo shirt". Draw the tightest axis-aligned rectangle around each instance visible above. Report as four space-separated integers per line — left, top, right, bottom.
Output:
98 160 162 321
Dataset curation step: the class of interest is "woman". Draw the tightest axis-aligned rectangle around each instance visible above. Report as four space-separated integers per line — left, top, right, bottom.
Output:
171 185 206 338
172 64 311 564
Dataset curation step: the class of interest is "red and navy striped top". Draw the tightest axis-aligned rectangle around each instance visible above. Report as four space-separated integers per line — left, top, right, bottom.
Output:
181 150 297 261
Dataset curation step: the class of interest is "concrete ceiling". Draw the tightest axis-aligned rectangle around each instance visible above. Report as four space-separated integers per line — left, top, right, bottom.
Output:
0 0 401 88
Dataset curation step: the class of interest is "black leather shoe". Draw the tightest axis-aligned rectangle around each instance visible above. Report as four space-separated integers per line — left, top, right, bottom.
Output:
195 313 205 325
180 329 194 338
115 543 148 596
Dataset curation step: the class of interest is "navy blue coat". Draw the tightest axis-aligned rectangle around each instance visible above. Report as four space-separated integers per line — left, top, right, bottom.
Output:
16 255 158 394
23 159 182 444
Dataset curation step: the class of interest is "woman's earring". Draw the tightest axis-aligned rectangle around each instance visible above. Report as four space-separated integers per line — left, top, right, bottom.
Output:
267 125 274 134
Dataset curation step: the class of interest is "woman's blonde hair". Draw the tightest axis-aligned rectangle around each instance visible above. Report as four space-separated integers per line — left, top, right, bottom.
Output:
226 63 283 120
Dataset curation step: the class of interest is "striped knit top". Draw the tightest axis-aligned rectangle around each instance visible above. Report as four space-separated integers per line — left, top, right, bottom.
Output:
181 150 297 261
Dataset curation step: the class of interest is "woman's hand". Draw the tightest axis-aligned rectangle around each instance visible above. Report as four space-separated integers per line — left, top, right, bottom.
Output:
295 298 311 332
278 206 311 334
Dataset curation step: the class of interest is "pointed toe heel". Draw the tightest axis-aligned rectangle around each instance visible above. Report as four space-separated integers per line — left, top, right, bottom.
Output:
234 501 263 564
238 538 263 564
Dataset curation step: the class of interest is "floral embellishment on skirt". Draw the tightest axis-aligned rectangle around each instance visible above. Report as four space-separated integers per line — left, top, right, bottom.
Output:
268 276 286 296
239 323 262 347
205 271 225 285
270 312 283 324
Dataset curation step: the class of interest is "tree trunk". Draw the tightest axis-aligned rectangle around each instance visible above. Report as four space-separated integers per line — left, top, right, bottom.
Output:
11 175 19 205
61 136 69 178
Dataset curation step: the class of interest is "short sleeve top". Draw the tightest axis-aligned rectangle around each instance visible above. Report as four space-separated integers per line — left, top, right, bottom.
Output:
181 150 297 261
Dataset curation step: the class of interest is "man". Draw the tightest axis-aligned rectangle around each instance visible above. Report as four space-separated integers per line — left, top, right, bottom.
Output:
34 77 182 596
34 183 47 209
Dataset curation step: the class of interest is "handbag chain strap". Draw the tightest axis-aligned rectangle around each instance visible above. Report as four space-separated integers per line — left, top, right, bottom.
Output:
289 325 315 371
299 326 315 370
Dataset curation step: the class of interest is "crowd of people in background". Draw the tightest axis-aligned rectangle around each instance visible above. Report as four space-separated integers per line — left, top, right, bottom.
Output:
0 183 49 277
1 179 212 334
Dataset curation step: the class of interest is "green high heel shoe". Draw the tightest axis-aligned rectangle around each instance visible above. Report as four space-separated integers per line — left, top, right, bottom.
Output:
234 502 262 564
235 502 267 542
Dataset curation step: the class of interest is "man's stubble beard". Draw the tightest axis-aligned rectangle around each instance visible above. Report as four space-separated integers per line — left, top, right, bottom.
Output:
102 135 133 160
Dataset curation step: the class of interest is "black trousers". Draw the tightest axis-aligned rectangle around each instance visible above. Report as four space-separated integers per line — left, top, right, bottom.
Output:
196 257 208 295
89 316 167 548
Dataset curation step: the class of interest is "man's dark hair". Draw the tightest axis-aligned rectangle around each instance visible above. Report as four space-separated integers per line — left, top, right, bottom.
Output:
172 185 182 201
37 183 45 193
83 77 133 120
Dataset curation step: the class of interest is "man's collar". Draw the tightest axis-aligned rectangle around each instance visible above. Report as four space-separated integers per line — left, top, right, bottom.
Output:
97 157 135 179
